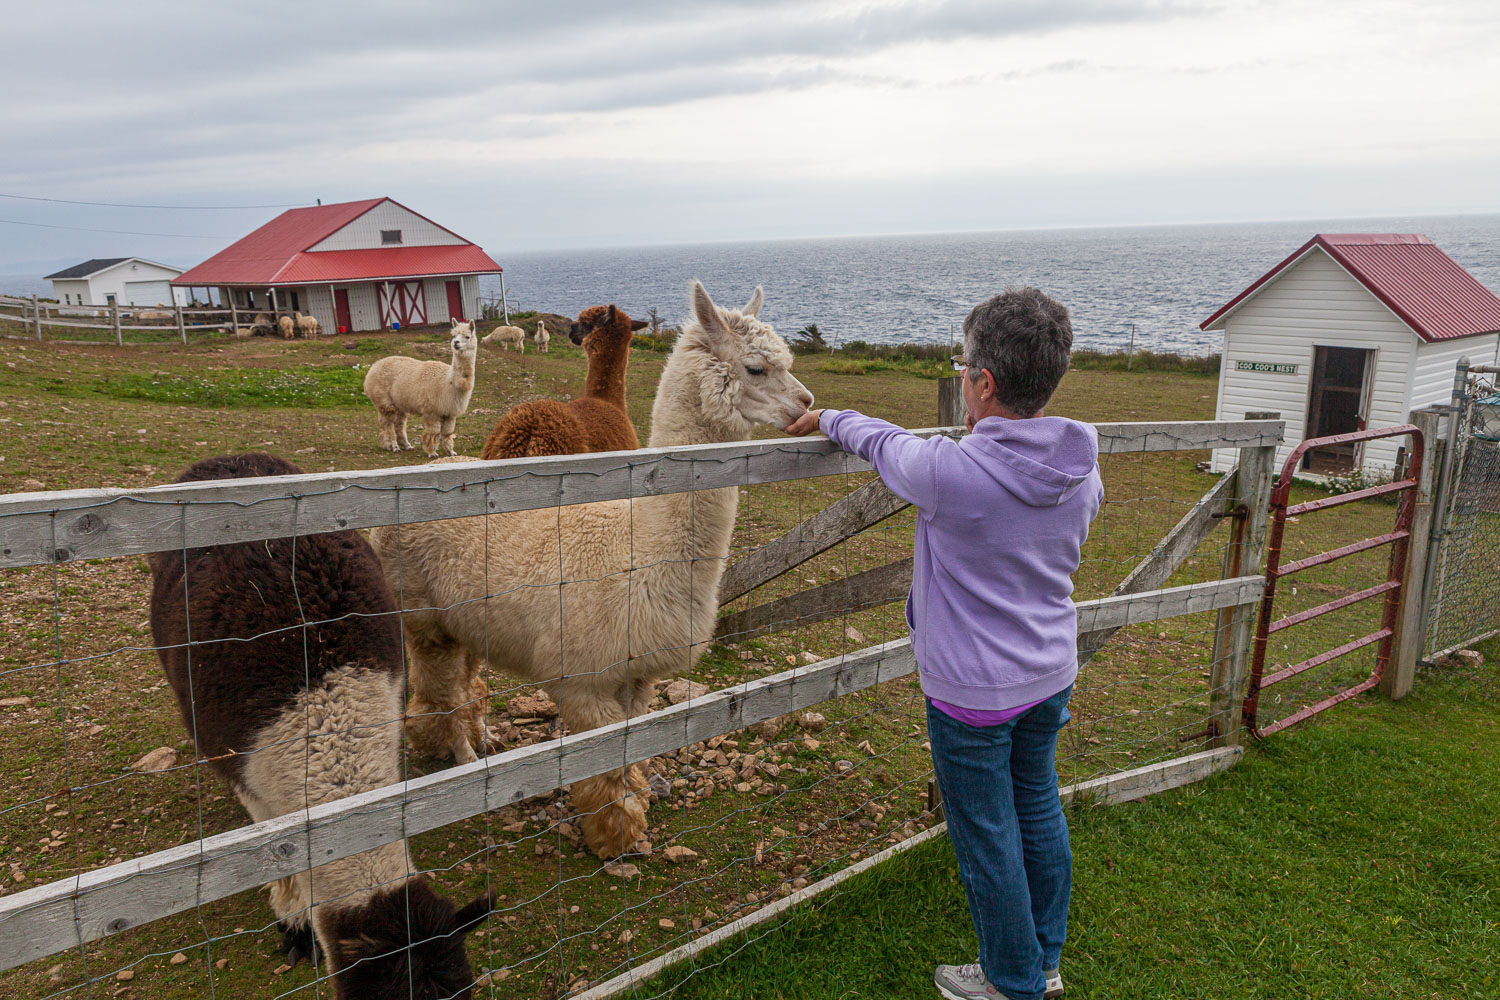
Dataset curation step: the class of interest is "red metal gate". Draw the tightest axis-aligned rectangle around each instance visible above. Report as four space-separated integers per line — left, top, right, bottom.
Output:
1243 425 1424 738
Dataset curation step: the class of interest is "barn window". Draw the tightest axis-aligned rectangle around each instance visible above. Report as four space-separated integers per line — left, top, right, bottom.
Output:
381 229 403 245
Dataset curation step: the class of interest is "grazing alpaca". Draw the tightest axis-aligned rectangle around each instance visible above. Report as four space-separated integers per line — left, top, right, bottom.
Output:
479 304 647 460
249 312 274 337
295 312 321 338
369 282 812 857
278 315 295 339
483 324 525 352
363 320 478 456
148 452 490 999
535 319 550 353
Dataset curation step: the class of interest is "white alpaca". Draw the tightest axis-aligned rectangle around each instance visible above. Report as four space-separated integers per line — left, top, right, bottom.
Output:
362 320 478 456
295 312 320 338
277 315 295 339
483 324 525 352
534 319 550 353
368 282 812 858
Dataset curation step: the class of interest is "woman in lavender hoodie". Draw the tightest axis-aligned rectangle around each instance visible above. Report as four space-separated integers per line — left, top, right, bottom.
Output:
786 288 1102 1000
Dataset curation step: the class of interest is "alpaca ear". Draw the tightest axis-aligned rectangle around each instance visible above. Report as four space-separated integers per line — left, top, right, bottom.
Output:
690 280 729 339
606 305 618 324
453 891 495 935
743 286 763 318
451 318 459 328
630 319 648 331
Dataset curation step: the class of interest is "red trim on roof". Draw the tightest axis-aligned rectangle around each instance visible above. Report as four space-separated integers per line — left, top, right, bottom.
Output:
172 198 500 286
1201 234 1500 343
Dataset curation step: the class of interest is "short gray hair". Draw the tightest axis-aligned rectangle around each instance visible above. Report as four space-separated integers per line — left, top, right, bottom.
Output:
962 287 1073 417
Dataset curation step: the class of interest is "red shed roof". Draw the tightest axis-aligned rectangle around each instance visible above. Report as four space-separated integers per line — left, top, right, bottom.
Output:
1200 233 1500 342
172 197 500 286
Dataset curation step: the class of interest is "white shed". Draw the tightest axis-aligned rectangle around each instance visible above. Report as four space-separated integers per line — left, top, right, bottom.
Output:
44 257 187 307
1203 234 1500 478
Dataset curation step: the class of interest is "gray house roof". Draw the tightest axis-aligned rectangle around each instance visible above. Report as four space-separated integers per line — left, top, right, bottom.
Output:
44 258 131 280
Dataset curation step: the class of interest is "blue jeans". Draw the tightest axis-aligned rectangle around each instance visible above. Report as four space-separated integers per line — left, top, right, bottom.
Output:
926 685 1073 1000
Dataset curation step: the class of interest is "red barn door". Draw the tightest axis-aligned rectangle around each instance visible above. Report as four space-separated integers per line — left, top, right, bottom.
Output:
334 289 353 333
445 280 465 322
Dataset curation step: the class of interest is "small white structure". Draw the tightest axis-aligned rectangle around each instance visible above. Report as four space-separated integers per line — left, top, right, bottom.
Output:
1203 234 1500 477
45 257 186 307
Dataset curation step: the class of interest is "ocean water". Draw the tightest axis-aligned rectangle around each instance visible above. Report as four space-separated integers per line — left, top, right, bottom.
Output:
7 213 1497 356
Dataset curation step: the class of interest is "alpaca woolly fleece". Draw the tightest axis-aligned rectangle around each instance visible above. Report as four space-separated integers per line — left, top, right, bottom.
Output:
363 320 478 456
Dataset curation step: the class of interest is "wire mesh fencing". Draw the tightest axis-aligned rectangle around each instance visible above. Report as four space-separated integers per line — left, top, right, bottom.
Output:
0 418 1280 1000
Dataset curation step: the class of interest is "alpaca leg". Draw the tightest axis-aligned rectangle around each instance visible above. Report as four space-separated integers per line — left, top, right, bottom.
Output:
395 413 413 451
558 678 648 858
404 627 484 763
440 415 458 456
420 415 441 457
375 409 399 451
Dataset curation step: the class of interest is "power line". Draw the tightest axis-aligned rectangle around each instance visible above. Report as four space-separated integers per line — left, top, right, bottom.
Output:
0 218 231 239
0 192 309 210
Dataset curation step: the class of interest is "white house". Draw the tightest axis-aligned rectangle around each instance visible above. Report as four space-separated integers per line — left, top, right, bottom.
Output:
172 198 501 334
1203 233 1500 477
45 257 187 307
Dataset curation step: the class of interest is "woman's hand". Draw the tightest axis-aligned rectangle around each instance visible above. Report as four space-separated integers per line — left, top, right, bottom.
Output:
784 409 825 436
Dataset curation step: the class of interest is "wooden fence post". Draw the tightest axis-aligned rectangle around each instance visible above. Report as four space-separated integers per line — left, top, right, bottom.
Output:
938 376 964 427
110 301 122 346
174 301 187 345
32 295 42 341
1382 406 1441 699
229 295 239 337
1207 411 1279 747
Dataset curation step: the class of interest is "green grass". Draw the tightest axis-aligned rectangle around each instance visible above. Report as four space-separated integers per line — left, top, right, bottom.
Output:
39 364 370 408
639 653 1500 999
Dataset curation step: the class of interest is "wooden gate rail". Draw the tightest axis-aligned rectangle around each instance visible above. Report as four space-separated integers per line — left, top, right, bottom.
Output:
0 574 1263 972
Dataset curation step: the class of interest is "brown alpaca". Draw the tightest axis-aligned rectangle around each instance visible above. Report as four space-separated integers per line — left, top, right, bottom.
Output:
479 305 648 459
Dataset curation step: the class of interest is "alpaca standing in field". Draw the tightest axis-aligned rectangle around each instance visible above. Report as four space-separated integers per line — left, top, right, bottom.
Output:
295 312 320 338
483 324 526 352
148 453 490 999
369 282 813 857
534 318 550 352
278 315 295 339
479 304 647 460
363 320 478 456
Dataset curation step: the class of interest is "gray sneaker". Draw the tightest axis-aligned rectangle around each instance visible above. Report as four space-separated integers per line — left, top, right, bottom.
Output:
1044 968 1064 998
934 963 1003 999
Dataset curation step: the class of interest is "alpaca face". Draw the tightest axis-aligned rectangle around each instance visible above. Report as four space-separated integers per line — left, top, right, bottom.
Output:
568 304 649 349
449 321 478 356
325 879 491 1000
689 281 813 430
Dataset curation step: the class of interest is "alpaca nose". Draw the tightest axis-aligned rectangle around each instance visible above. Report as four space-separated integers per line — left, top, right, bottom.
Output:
796 387 814 410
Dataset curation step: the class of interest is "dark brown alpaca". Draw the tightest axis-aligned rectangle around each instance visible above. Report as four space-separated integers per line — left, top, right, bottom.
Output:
480 304 648 459
148 452 490 999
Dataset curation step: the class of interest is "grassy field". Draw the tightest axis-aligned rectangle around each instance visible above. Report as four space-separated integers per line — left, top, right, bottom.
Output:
0 320 1424 999
637 647 1500 1000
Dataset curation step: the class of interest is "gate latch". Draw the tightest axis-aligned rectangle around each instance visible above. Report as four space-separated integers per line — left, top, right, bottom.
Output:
1211 504 1249 521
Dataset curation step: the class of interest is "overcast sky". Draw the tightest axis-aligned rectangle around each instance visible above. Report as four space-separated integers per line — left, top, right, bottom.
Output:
2 0 1497 271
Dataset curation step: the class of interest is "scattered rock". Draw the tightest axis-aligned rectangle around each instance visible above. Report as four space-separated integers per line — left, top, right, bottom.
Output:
799 651 822 664
1433 648 1485 670
663 678 711 705
662 845 698 864
215 958 228 969
834 760 853 773
798 712 827 732
618 929 633 944
87 724 106 736
658 918 675 929
21 478 44 491
800 737 821 752
169 952 187 965
857 739 875 755
116 970 134 981
0 696 32 708
648 773 673 799
507 691 558 719
603 862 640 878
754 716 786 740
274 963 291 975
844 626 866 645
131 747 178 772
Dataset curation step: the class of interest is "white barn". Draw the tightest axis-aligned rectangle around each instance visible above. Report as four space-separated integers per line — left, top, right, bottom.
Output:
172 198 501 334
45 257 187 307
1203 233 1500 478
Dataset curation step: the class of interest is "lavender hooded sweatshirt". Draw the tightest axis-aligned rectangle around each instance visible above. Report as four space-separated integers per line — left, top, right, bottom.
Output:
819 409 1103 712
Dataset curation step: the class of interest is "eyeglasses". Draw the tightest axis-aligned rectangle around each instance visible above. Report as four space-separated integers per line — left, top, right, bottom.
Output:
950 354 968 372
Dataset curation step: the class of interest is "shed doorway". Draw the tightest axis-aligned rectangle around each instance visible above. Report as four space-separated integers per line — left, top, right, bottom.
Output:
1303 345 1374 474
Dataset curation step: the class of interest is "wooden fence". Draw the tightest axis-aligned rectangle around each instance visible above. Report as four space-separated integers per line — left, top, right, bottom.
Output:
0 293 293 346
0 416 1284 977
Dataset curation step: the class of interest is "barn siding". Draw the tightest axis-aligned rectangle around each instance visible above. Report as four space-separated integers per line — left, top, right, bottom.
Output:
1211 249 1415 475
301 285 337 336
462 274 480 322
346 282 384 332
308 201 466 252
1410 335 1500 413
423 278 453 324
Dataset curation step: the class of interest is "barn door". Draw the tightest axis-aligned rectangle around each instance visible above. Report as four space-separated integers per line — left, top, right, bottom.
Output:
377 282 428 327
334 289 353 333
1303 346 1372 474
445 280 465 322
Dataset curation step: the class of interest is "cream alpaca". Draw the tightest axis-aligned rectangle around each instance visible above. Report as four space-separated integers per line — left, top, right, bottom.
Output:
369 282 812 858
535 318 550 352
277 315 295 339
362 320 478 456
294 311 320 338
483 324 526 352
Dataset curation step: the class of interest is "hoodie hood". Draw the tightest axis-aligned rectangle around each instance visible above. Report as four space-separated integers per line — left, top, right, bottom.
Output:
963 416 1099 507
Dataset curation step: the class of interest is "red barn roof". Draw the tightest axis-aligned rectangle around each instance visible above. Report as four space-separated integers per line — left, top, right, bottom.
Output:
1201 233 1500 342
173 197 500 286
